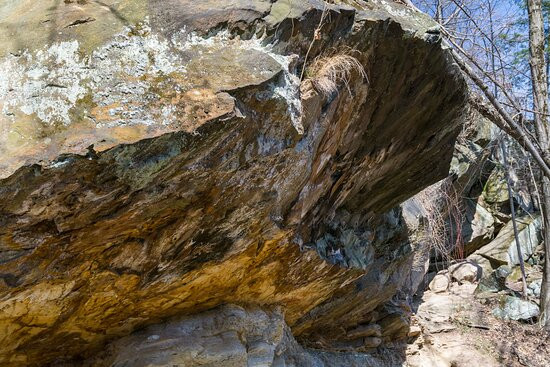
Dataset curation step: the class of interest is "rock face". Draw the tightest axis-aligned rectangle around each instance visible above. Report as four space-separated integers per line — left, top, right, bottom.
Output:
447 111 497 255
461 201 496 253
0 0 467 365
88 304 398 367
469 215 542 274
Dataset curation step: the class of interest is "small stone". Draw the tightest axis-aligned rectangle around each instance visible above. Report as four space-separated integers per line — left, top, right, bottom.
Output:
429 274 450 293
449 261 480 283
408 325 421 337
527 279 542 298
495 265 512 279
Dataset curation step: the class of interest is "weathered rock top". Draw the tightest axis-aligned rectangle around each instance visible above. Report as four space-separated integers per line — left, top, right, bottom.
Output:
1 0 287 178
0 0 438 179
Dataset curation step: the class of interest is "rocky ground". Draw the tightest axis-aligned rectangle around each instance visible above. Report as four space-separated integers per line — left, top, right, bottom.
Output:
406 263 550 367
400 97 550 367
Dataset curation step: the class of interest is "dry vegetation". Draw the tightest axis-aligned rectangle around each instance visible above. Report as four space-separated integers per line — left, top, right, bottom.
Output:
306 53 367 97
416 178 465 265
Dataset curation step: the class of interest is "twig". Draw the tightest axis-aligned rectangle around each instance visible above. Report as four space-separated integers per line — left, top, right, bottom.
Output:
300 2 330 81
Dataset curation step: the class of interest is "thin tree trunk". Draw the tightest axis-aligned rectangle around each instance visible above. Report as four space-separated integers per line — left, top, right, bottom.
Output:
435 0 443 23
501 140 528 297
527 0 550 329
454 56 550 177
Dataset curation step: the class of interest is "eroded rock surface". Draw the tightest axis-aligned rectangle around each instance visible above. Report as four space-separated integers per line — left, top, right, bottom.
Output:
469 215 543 274
88 304 402 367
0 0 467 365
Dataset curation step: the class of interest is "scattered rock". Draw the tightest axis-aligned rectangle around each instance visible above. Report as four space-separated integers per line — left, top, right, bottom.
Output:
410 280 549 367
492 296 539 321
528 279 542 298
429 272 450 293
449 260 481 283
408 325 422 338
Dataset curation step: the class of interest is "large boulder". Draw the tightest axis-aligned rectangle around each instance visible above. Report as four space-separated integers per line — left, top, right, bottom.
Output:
461 200 495 254
469 216 542 275
88 304 392 367
492 296 539 322
0 0 467 365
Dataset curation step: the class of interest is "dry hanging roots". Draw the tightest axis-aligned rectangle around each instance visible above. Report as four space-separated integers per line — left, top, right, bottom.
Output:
307 54 367 97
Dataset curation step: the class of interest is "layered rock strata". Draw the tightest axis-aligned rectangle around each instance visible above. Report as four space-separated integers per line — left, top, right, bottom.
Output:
0 0 466 365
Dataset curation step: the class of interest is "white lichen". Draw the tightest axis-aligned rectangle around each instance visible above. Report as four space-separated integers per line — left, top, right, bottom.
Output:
238 35 303 135
0 20 302 134
0 20 187 127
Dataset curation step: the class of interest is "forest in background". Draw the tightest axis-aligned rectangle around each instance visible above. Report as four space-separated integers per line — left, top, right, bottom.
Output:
410 0 550 329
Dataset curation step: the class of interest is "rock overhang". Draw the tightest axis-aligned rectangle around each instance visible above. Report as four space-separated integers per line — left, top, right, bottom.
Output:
0 0 469 365
0 16 288 178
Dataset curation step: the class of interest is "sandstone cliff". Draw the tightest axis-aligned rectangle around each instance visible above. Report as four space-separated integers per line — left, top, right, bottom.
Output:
0 0 467 365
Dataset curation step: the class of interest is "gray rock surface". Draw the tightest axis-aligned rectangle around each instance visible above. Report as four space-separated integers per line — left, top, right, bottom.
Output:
475 265 511 293
461 200 496 253
89 304 398 367
429 272 450 293
469 216 542 275
492 296 539 321
528 279 542 298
